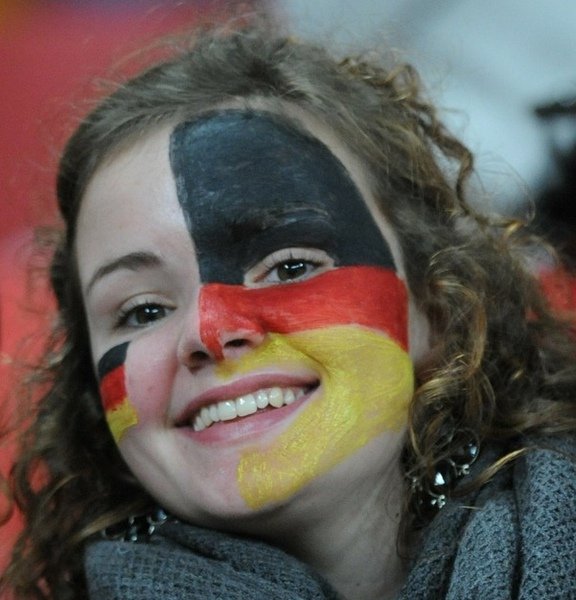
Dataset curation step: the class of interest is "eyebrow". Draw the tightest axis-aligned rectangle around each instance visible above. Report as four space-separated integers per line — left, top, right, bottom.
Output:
84 251 162 297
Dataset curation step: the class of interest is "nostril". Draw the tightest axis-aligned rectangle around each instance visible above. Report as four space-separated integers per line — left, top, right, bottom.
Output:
224 339 249 349
187 350 211 369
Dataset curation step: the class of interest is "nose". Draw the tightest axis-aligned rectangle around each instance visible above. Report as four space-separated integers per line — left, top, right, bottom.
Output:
177 284 266 369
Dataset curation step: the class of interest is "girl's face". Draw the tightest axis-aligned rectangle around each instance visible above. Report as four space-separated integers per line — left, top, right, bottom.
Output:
77 111 428 527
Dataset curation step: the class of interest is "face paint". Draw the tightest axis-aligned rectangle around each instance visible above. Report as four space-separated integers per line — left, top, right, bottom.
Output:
98 342 138 442
220 328 413 509
199 266 411 508
203 267 411 508
169 111 395 283
199 266 408 358
169 111 413 509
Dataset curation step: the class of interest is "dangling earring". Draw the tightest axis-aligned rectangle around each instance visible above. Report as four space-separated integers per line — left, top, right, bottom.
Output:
101 507 172 543
408 428 480 518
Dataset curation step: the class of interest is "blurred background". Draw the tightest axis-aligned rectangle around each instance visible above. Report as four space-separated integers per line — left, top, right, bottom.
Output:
1 0 575 575
281 0 576 211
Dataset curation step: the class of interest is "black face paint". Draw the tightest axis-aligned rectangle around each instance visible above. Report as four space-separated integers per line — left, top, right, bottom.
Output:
169 111 395 285
97 341 129 380
97 342 136 443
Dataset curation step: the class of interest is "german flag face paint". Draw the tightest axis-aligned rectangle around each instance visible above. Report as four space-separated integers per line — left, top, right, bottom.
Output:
167 111 415 509
97 342 138 443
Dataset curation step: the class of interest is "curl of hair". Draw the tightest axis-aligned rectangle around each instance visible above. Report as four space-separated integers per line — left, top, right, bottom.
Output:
3 21 576 599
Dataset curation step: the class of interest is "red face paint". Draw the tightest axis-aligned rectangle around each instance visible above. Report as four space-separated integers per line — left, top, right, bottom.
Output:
100 362 127 413
199 265 407 359
97 341 138 442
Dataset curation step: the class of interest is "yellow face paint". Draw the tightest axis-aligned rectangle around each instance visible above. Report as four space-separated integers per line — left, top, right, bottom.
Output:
217 325 413 509
98 344 139 443
106 397 139 443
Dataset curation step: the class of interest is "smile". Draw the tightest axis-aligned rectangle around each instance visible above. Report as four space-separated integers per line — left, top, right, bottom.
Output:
191 386 310 431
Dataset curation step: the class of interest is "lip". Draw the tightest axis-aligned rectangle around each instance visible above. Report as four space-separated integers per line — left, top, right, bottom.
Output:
175 373 319 444
175 373 319 424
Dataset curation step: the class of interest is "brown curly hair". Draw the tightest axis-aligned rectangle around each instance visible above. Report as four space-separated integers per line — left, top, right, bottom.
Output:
3 21 576 599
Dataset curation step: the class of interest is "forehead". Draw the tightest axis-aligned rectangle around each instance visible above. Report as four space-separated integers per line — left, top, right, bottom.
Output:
170 110 359 221
77 110 403 284
76 127 188 280
169 110 396 283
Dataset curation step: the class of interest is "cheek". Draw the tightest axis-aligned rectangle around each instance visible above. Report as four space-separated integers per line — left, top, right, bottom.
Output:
99 360 138 443
98 334 176 442
218 329 414 510
407 298 432 367
124 341 176 423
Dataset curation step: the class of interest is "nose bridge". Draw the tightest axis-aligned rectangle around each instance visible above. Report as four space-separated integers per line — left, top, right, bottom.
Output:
199 284 265 360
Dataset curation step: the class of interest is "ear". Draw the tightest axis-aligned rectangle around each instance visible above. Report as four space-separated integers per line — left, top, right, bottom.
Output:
407 298 434 370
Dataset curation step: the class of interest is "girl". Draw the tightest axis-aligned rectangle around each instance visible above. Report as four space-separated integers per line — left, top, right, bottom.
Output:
3 22 576 599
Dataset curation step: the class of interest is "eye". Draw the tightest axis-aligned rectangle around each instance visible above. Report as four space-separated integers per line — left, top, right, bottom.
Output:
116 300 173 329
274 259 316 282
246 248 334 286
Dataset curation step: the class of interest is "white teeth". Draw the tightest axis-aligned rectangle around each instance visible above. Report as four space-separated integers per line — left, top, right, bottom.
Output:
237 394 258 417
284 389 296 405
218 400 237 421
255 390 269 409
200 407 212 428
268 387 284 408
191 386 307 431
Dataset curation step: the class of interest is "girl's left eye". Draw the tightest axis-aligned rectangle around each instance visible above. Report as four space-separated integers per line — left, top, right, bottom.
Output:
272 259 318 282
246 248 334 286
116 301 173 329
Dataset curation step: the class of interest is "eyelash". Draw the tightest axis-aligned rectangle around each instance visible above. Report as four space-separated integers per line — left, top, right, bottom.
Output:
115 297 173 329
109 249 331 328
249 248 333 285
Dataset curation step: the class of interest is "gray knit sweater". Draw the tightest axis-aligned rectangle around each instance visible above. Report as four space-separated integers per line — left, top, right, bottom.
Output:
85 437 576 599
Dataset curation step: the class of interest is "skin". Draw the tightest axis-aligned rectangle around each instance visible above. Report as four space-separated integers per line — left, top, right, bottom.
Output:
77 109 430 599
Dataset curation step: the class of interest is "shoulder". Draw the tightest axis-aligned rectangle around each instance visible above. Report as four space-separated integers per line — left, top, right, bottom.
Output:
457 436 576 598
400 436 576 599
511 436 576 595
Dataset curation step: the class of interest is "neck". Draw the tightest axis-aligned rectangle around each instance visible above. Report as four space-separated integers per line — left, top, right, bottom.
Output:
253 450 407 600
298 491 406 600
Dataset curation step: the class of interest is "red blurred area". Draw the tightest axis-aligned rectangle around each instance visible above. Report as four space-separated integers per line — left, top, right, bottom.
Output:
0 0 265 579
539 267 576 325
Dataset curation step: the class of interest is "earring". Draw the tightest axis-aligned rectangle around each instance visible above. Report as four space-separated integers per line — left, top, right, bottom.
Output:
101 507 171 543
409 429 480 516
